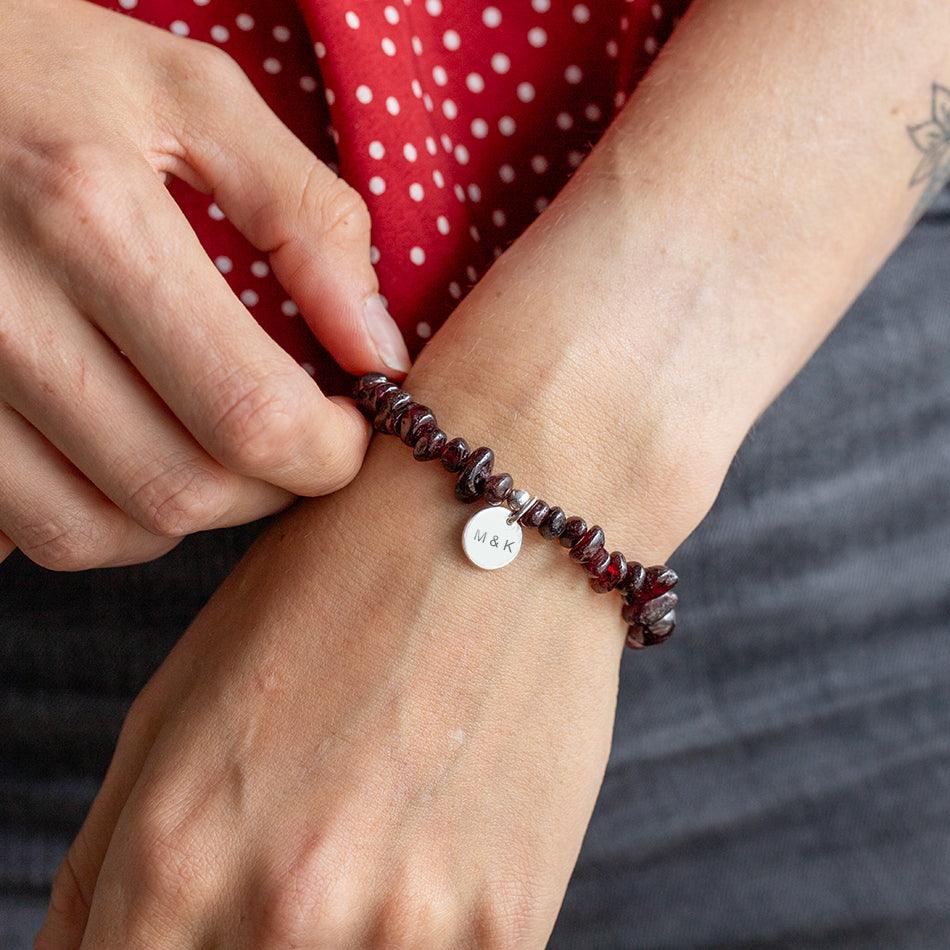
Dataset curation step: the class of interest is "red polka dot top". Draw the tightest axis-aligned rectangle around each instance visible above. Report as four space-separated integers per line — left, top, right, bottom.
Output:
94 0 686 390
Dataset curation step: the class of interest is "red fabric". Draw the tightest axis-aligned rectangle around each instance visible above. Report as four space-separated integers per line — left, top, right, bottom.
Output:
93 0 684 391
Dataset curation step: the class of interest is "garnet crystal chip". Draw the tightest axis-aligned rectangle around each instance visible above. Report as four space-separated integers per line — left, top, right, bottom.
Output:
585 547 611 576
590 550 627 593
644 610 675 645
620 562 646 602
484 473 514 505
538 507 566 540
365 380 399 413
622 590 678 626
521 499 550 528
455 447 494 502
413 427 447 460
385 393 414 434
374 390 411 433
559 516 587 549
642 565 678 600
398 405 436 446
440 437 470 473
355 372 388 402
569 525 605 563
625 625 648 650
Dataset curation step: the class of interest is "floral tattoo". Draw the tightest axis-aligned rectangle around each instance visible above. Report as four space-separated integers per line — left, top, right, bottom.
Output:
907 83 950 223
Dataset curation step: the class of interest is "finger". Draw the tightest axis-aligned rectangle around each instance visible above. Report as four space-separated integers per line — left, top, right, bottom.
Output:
0 404 178 570
36 671 175 949
0 273 293 537
161 41 411 377
31 145 371 497
0 531 15 565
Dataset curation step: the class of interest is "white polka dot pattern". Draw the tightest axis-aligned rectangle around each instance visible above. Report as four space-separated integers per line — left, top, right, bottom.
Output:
104 0 683 366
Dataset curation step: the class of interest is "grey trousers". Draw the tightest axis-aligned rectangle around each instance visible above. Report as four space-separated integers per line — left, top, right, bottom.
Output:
2 190 949 947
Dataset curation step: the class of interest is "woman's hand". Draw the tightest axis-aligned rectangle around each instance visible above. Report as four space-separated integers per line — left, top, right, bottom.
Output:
36 427 657 949
0 0 409 571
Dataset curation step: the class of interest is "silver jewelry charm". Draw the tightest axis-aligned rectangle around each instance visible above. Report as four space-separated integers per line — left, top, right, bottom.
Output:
462 505 523 570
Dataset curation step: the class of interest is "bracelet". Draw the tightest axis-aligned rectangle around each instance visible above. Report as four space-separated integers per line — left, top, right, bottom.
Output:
353 374 678 650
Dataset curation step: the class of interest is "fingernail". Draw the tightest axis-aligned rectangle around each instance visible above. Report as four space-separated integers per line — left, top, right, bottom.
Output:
363 294 411 374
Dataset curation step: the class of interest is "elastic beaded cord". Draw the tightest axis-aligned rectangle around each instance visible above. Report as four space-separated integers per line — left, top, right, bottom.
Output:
354 374 678 649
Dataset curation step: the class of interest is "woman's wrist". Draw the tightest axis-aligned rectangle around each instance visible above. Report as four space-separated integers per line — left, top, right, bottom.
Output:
401 186 743 558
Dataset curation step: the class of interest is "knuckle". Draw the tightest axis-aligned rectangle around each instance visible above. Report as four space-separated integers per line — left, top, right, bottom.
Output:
16 140 136 269
474 882 540 950
124 803 211 909
16 509 113 571
31 141 125 230
173 40 249 92
257 891 322 947
369 860 458 950
154 39 252 124
208 367 306 474
256 879 347 947
372 893 443 950
313 174 372 246
124 456 230 537
255 838 360 947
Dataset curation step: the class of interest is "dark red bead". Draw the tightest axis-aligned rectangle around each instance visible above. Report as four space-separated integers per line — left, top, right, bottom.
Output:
641 590 678 626
642 565 678 600
538 507 566 540
387 394 415 434
375 387 404 409
590 550 627 593
354 373 388 399
354 383 375 412
521 499 550 528
374 390 411 432
399 405 436 445
413 427 447 460
484 473 513 505
372 405 390 431
558 516 587 548
622 590 678 626
455 446 494 502
365 380 399 413
643 610 675 645
585 547 611 576
620 561 646 602
440 437 470 473
570 525 605 563
625 625 648 650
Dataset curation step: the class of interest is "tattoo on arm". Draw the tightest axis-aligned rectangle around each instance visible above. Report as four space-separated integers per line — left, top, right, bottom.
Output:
907 83 950 225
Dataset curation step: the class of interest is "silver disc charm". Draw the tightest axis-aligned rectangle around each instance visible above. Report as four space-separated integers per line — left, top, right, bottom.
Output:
462 505 522 570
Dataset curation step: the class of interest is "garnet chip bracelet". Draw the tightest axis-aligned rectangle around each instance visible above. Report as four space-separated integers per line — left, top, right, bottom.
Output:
354 373 678 650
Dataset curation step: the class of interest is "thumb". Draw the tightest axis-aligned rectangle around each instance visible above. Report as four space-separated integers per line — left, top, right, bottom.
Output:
168 43 411 377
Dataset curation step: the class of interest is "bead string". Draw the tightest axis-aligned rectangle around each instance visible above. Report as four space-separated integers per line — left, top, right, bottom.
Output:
354 374 678 650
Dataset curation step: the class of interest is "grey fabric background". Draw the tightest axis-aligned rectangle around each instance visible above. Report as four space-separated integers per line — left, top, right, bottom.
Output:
1 189 949 947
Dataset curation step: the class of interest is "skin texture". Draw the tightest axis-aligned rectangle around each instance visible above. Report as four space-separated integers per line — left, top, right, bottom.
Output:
29 0 950 947
0 0 410 572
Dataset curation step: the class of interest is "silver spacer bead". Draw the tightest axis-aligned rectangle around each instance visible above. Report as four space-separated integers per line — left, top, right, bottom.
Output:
506 492 537 526
506 488 531 512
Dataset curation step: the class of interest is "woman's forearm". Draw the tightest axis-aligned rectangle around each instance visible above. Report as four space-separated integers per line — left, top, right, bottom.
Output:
407 0 950 535
582 0 950 434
